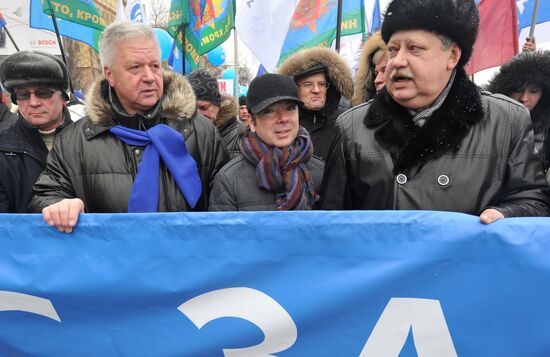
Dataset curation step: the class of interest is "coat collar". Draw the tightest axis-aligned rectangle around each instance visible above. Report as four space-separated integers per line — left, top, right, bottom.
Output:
214 93 238 130
365 68 484 174
85 70 197 128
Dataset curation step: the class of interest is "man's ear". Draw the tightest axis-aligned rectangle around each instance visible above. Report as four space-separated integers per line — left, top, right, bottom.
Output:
447 44 462 70
104 66 115 87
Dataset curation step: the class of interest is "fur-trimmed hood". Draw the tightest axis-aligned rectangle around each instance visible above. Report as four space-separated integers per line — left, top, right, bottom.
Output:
486 50 550 132
277 47 353 100
366 68 484 174
352 31 386 106
85 70 197 126
214 93 238 130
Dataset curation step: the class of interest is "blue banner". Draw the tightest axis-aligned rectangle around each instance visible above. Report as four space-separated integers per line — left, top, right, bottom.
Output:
0 211 550 356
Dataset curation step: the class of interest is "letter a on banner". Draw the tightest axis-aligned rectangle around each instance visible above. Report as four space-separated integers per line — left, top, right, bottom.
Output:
360 298 457 357
179 287 297 356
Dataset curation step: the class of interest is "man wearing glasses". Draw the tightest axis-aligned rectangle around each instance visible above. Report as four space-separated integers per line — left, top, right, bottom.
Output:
278 47 354 161
0 51 73 212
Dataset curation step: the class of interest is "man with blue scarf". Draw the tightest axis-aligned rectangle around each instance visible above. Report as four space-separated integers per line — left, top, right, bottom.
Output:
31 22 229 233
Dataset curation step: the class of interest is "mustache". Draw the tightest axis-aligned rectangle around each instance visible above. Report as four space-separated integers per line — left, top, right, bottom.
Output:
389 69 414 81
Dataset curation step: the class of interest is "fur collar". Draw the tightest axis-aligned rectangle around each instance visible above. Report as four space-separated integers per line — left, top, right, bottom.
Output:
214 93 238 130
85 70 197 126
365 68 484 174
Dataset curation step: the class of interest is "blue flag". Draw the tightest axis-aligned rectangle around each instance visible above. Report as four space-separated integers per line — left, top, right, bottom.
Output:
517 0 550 30
167 40 191 74
370 0 381 33
29 0 101 51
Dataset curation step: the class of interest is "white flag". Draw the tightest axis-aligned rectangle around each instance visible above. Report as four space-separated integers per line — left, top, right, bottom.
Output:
115 0 126 21
236 0 298 73
125 0 148 23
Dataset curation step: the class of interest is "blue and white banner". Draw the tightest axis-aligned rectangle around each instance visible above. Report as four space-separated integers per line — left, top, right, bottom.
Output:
0 211 549 356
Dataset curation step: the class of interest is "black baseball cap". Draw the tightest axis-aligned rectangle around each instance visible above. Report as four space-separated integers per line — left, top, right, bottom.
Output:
247 73 302 114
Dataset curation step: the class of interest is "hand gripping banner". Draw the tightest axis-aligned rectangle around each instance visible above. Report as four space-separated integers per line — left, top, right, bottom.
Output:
0 211 549 356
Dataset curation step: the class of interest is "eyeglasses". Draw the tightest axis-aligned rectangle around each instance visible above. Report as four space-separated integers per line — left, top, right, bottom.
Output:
14 88 56 101
297 81 330 90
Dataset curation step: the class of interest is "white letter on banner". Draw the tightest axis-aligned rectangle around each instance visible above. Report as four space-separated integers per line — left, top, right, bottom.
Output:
359 298 456 357
178 287 297 356
0 291 61 322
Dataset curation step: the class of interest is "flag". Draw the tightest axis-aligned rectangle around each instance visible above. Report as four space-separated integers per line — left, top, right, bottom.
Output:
236 0 299 73
0 12 7 28
167 40 191 74
125 0 148 23
278 0 365 65
370 0 381 33
116 0 126 21
40 0 106 31
29 0 101 51
198 0 234 55
517 0 550 46
465 0 518 75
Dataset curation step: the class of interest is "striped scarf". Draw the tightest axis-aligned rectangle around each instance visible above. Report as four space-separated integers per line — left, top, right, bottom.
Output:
240 127 319 210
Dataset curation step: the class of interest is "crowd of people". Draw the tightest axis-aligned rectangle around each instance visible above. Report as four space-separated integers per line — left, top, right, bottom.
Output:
0 0 548 233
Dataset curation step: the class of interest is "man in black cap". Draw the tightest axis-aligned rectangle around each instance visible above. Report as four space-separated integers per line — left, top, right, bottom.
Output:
187 69 243 157
320 0 549 223
0 51 73 212
278 47 354 161
209 73 324 211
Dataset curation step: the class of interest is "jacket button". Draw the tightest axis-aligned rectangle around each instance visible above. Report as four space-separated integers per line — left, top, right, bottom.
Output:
396 173 407 185
437 175 450 186
183 128 189 133
134 148 141 155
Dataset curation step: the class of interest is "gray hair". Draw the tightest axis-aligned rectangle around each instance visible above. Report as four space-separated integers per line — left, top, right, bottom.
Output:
99 21 160 68
438 34 455 50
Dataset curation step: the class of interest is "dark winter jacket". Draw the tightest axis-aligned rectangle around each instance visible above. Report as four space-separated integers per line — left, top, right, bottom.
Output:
487 50 550 173
209 154 324 211
214 94 244 158
320 69 550 216
30 71 229 212
0 103 16 131
0 109 72 212
278 47 354 161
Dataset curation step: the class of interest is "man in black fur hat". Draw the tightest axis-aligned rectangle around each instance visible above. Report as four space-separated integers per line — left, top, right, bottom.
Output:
320 0 550 223
0 51 73 212
487 50 550 184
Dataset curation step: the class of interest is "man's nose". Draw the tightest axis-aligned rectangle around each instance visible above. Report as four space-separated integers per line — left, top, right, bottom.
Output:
392 48 408 67
142 66 155 81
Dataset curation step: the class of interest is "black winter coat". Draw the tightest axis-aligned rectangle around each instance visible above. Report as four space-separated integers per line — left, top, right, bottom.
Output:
30 72 229 212
320 70 550 216
0 110 72 212
209 154 324 211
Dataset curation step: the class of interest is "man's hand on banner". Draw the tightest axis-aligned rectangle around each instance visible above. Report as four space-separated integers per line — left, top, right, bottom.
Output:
479 208 504 224
42 198 85 234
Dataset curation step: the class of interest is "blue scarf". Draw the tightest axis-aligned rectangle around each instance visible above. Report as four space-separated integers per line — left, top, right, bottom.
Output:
110 124 202 212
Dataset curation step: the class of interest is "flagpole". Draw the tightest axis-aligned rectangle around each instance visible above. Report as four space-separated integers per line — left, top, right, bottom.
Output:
529 0 540 39
181 25 187 74
335 0 343 52
3 27 19 51
233 30 239 98
46 0 75 97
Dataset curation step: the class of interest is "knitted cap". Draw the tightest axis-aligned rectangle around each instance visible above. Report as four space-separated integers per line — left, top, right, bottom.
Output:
381 0 479 67
247 74 302 114
0 51 70 103
186 69 222 107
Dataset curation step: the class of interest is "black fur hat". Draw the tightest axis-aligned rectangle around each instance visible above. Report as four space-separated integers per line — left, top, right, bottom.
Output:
0 51 70 104
487 50 550 131
381 0 479 67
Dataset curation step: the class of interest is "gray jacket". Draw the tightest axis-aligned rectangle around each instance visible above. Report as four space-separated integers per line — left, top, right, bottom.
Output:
209 154 324 211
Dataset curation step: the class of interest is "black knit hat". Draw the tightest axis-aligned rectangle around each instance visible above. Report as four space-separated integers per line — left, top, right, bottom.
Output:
239 95 247 106
187 69 222 107
381 0 479 67
247 74 302 114
0 51 70 104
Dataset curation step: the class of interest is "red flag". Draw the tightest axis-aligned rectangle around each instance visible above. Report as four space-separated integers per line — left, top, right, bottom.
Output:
465 0 518 75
